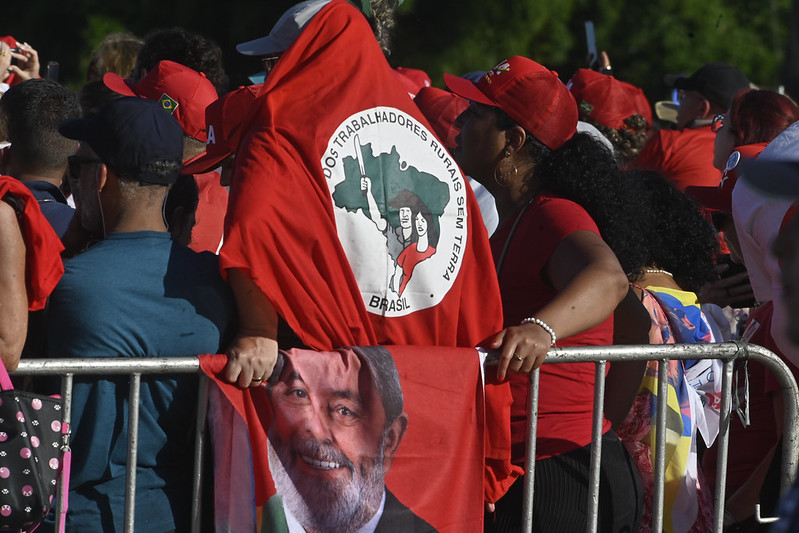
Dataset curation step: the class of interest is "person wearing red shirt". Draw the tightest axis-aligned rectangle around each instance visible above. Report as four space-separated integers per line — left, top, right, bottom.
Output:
636 62 749 191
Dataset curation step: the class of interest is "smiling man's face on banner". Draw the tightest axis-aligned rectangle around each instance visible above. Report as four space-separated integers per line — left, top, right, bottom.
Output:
267 349 407 531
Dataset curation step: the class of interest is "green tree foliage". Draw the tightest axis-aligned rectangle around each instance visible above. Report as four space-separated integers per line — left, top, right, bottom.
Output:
11 0 793 105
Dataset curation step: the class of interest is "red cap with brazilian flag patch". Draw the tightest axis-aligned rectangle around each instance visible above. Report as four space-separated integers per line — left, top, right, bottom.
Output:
182 84 262 175
103 60 217 143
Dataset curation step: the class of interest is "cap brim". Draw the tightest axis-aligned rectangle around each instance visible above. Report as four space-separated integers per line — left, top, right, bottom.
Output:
102 72 137 97
739 159 799 198
443 73 495 107
685 185 729 212
236 36 286 57
58 117 89 141
664 73 686 88
181 151 229 176
654 101 679 123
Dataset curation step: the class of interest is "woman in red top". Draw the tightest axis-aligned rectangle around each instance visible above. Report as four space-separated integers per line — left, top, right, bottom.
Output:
446 56 643 532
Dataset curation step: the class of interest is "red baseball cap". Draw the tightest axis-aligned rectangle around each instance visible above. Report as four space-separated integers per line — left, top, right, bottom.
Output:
393 67 431 99
181 84 262 175
686 143 767 211
103 60 217 142
413 87 469 151
567 68 650 130
443 56 577 150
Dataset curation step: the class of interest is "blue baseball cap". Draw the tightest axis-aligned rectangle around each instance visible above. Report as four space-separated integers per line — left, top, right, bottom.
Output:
59 96 184 185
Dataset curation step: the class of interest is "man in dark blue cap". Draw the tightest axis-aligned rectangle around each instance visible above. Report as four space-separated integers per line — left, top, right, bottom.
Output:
44 96 236 532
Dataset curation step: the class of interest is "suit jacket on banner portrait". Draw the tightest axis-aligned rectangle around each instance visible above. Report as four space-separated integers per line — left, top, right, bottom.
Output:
220 0 503 350
201 346 487 533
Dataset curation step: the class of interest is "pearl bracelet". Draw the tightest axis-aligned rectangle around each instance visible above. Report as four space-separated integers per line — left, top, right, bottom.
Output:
520 317 557 346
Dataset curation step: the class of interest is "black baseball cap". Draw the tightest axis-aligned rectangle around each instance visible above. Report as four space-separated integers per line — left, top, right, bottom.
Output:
671 62 750 110
59 96 183 185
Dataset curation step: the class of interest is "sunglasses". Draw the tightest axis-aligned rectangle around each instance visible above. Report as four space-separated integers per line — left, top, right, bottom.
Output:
711 114 726 133
262 54 282 77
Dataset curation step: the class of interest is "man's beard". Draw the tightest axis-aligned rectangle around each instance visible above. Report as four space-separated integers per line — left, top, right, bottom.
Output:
268 433 387 533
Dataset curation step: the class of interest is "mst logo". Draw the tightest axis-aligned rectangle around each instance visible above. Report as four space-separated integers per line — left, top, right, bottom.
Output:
322 107 467 318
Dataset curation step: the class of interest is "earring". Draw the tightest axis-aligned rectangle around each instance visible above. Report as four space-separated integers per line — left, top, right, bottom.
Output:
493 156 518 187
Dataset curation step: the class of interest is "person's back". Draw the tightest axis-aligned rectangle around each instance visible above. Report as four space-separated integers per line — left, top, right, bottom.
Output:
46 96 236 531
47 236 234 531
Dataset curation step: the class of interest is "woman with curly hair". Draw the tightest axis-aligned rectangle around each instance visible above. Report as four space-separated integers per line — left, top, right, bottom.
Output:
608 170 720 533
447 56 643 533
567 68 651 166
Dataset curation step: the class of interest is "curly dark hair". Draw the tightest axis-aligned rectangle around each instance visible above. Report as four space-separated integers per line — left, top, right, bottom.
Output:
585 114 649 166
495 108 650 276
133 27 228 95
367 0 398 56
622 170 719 292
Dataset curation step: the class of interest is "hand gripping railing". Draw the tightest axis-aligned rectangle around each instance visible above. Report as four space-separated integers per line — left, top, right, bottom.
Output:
511 342 799 533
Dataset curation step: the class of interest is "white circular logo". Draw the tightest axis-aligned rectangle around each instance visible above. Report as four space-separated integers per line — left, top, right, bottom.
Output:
322 107 467 317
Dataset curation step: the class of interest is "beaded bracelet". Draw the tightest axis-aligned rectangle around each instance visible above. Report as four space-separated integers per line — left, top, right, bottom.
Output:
520 317 557 346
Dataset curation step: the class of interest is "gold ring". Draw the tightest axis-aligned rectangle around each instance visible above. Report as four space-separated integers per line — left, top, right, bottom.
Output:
513 353 524 362
0 50 6 57
251 377 263 383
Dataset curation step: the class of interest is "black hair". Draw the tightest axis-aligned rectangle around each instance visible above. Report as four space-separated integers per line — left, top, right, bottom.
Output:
0 79 81 172
622 170 719 292
77 80 122 119
134 27 228 95
111 160 181 186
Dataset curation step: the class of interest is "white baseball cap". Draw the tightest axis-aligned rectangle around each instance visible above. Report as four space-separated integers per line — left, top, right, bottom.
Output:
236 0 332 56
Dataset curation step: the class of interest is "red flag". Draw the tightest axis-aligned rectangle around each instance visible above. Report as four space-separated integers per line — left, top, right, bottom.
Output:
202 346 487 532
220 0 502 349
0 176 64 310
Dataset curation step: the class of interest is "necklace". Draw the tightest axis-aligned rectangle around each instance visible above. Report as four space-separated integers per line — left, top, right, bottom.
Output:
644 269 673 277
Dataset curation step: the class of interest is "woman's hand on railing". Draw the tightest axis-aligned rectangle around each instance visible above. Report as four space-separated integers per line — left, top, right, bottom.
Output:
224 333 278 388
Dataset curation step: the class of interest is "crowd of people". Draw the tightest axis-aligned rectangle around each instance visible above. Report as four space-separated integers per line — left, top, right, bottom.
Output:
2 0 799 531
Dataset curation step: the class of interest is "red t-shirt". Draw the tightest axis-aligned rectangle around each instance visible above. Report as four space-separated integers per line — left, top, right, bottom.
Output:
636 125 721 192
491 195 613 462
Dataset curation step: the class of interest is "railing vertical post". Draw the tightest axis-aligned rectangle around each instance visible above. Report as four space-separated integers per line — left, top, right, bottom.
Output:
191 375 209 533
124 373 142 533
522 368 540 533
713 358 735 532
651 359 669 533
586 361 606 533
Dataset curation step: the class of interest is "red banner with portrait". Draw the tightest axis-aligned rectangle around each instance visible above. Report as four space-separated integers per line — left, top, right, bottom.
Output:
202 347 496 532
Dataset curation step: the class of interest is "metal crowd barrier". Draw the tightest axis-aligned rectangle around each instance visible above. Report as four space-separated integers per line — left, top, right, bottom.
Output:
13 357 204 533
519 342 799 533
12 341 798 533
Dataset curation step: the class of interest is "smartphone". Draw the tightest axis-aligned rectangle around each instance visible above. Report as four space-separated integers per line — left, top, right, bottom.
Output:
584 21 597 68
46 61 59 82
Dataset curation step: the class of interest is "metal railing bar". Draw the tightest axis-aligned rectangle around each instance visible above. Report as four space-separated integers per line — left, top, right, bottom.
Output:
521 368 540 533
712 358 735 532
651 359 669 533
124 373 142 533
587 361 607 533
191 375 209 533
